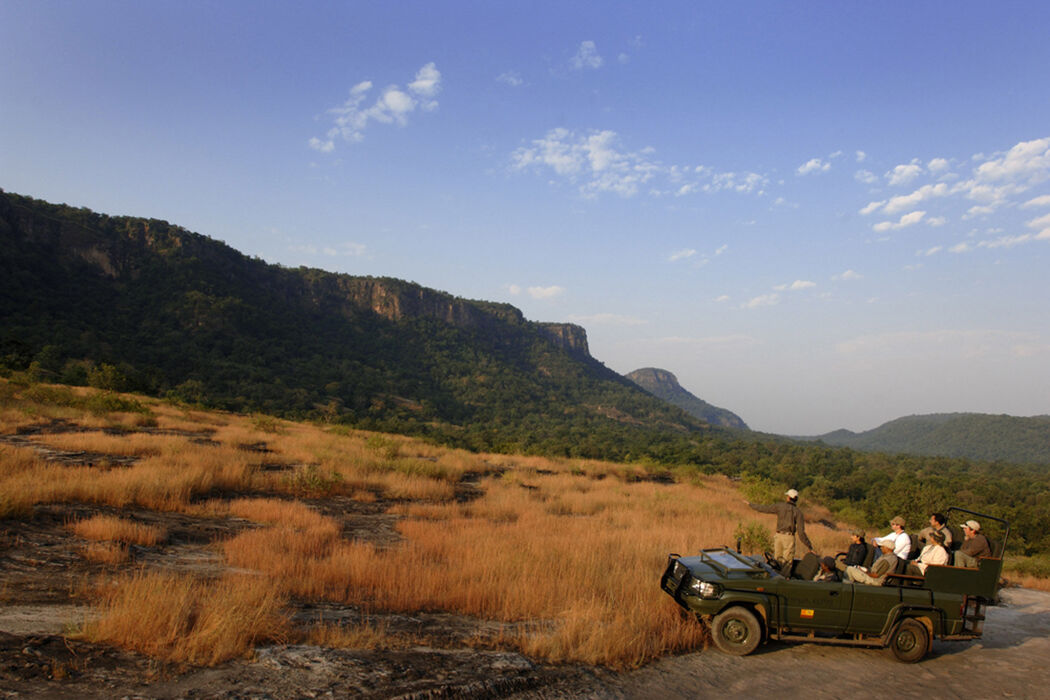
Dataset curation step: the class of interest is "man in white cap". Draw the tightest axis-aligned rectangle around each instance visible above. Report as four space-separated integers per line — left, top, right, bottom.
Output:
746 488 814 574
845 539 899 585
956 519 992 567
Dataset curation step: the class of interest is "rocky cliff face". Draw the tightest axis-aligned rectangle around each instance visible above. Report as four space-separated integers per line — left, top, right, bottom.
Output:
625 367 748 430
1 189 591 359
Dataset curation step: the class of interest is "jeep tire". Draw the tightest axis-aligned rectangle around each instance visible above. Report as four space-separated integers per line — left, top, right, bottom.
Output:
888 618 930 663
710 606 762 656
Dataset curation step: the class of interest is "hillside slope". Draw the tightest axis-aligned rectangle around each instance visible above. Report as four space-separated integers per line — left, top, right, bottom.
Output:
0 189 711 456
803 413 1050 465
625 368 748 430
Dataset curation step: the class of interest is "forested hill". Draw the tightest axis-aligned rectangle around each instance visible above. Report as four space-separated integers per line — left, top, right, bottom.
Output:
0 189 711 455
7 189 1050 556
802 413 1050 466
625 367 748 430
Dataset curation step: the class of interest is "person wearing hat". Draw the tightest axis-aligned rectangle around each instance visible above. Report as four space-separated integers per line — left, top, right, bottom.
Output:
844 539 899 585
746 488 814 574
813 556 841 582
907 529 950 575
835 530 870 572
873 516 911 559
956 520 992 568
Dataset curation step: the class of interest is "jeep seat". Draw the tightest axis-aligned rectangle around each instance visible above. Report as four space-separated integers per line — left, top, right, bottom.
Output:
794 551 821 580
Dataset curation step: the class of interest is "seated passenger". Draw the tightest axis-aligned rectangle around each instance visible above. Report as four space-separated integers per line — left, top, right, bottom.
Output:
814 556 841 582
956 519 992 568
873 516 911 559
918 512 953 547
906 529 950 575
835 530 868 572
844 540 898 585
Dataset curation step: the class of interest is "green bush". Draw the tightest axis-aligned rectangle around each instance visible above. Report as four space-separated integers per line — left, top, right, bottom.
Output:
733 521 774 555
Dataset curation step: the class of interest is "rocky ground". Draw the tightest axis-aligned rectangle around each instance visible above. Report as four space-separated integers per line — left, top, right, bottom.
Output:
2 500 1049 699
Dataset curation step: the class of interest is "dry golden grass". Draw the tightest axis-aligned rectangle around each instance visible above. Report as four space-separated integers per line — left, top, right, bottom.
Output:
82 571 290 665
7 379 1048 669
306 621 400 650
81 541 130 565
70 515 166 546
29 431 188 457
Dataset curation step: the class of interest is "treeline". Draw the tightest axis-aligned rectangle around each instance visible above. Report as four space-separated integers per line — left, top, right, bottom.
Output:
808 413 1050 465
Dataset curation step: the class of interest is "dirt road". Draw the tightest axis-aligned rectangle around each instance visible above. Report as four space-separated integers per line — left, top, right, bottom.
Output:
599 587 1050 699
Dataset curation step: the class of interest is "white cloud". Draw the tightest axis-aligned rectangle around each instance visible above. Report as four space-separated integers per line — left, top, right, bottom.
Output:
668 248 697 262
715 244 729 256
926 216 948 227
886 162 923 186
1022 194 1050 208
1027 212 1050 230
512 128 767 198
928 157 950 173
919 245 943 256
856 150 867 162
973 137 1050 183
715 295 731 303
950 242 973 254
528 285 565 299
496 71 523 86
774 280 816 291
873 210 926 232
855 169 878 184
570 40 603 70
833 269 863 281
859 200 885 215
311 63 442 149
882 182 949 215
308 137 335 153
506 284 522 296
797 158 830 175
743 293 780 309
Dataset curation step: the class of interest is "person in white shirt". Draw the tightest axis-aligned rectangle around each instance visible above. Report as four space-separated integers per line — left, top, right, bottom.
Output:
906 529 950 575
873 515 911 559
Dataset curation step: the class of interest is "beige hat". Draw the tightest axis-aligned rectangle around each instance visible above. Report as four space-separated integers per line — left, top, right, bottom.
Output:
965 519 981 531
890 515 906 527
785 488 799 499
880 539 896 550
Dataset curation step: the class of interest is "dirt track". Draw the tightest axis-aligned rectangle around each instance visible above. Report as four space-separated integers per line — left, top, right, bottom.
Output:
2 587 1048 699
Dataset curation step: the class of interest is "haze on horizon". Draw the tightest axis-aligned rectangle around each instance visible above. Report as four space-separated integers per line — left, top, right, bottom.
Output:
2 1 1048 435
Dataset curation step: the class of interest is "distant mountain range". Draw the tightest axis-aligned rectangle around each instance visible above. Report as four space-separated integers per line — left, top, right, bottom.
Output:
624 368 748 430
800 413 1050 465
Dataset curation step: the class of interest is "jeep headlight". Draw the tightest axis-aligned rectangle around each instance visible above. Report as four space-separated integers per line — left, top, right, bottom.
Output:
689 579 723 600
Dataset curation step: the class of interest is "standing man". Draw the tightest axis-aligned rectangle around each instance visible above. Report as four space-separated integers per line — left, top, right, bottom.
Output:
746 488 814 574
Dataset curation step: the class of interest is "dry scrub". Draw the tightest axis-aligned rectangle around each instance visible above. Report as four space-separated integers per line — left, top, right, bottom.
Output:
4 378 1042 671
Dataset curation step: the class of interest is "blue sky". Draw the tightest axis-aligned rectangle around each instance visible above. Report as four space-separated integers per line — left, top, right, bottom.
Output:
3 1 1049 434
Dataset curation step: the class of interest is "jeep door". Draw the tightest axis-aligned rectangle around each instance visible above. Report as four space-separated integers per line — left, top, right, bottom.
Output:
774 580 854 632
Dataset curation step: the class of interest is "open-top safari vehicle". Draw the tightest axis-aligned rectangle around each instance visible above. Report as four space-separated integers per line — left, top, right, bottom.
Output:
660 507 1007 662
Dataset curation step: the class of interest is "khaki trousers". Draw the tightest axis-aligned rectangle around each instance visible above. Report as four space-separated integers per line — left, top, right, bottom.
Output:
774 532 796 569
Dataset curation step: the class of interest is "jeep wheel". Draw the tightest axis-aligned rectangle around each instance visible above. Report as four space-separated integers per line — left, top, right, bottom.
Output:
710 607 762 656
888 618 929 663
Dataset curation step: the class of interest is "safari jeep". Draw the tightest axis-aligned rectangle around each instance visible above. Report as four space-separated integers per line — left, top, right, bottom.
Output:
660 508 1007 662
